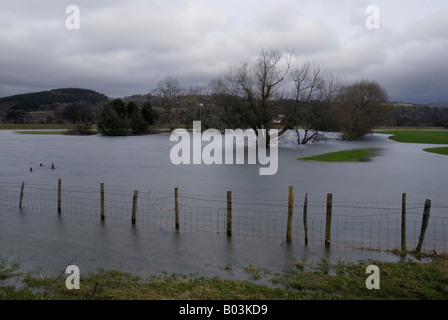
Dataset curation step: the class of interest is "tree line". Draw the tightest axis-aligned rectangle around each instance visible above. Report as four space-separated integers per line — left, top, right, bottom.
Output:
2 49 395 142
102 49 389 142
99 48 393 142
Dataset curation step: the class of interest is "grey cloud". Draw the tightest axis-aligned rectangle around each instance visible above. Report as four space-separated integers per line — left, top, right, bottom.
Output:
0 0 446 103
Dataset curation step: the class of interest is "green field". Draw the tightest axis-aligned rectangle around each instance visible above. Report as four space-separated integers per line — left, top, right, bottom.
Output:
423 147 448 156
375 129 448 144
15 131 66 135
0 124 76 130
375 129 448 157
298 149 374 162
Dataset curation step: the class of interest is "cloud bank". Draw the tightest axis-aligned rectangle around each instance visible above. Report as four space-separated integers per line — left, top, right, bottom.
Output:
0 0 447 103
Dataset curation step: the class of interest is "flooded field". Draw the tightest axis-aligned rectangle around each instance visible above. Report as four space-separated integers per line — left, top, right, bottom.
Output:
0 129 447 280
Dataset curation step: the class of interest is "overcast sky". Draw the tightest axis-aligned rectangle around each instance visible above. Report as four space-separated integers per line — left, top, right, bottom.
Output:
1 0 447 103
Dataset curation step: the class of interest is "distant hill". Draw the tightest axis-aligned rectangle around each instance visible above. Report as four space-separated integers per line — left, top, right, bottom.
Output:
393 101 448 108
391 102 448 127
0 88 108 111
0 88 108 123
421 102 448 108
122 93 153 106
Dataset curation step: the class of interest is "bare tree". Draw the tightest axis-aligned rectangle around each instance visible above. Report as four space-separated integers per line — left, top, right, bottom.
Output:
153 77 186 132
226 48 293 145
210 77 245 131
334 80 392 139
288 61 341 144
186 81 225 131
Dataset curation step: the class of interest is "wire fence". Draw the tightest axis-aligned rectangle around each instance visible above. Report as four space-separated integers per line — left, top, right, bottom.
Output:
1 180 447 253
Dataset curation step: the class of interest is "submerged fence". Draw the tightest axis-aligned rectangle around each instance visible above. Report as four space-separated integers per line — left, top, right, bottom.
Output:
1 180 448 253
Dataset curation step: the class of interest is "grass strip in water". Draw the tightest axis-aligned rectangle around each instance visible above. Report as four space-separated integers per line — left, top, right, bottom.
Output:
15 131 65 135
0 124 76 130
423 147 448 156
375 129 448 144
298 149 374 162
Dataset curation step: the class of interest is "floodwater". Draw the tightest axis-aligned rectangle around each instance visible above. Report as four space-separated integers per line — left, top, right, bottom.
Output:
0 129 447 281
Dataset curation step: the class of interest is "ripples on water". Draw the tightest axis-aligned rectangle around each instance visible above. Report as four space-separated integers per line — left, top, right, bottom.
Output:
0 130 446 278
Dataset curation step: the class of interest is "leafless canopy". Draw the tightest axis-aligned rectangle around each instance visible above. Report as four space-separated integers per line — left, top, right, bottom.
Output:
283 61 342 143
226 48 293 144
153 77 186 132
291 61 341 103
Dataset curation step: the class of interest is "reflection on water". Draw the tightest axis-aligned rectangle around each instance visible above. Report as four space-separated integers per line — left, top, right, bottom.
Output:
0 130 446 279
0 206 408 282
356 148 383 162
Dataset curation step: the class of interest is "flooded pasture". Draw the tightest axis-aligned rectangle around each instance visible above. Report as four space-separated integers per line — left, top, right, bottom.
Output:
0 129 447 280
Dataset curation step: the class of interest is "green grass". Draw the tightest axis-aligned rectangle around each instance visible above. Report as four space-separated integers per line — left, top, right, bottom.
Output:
2 253 448 300
15 131 66 135
375 129 448 144
298 149 374 162
423 147 448 156
0 124 76 130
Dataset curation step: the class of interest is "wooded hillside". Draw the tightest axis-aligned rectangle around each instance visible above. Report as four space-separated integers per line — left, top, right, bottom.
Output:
0 88 108 124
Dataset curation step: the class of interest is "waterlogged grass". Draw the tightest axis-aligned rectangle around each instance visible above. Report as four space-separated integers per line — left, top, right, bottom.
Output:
0 257 39 300
423 147 448 156
2 254 448 300
298 149 374 162
375 129 448 144
375 129 448 156
15 131 66 135
272 255 448 300
0 124 76 130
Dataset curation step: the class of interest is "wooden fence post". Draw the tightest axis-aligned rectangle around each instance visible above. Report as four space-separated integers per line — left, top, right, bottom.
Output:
175 187 179 230
132 190 139 225
58 179 62 214
19 182 25 209
227 191 232 237
286 186 294 243
325 193 333 247
100 183 105 221
401 193 406 253
415 199 431 253
303 193 308 245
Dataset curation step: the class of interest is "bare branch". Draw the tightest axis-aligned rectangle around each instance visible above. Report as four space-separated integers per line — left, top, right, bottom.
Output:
225 48 294 144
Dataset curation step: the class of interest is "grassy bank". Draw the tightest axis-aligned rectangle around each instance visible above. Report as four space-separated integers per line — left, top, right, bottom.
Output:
2 253 447 300
375 129 448 157
375 129 448 144
298 149 374 162
423 147 448 156
15 131 67 135
0 124 76 130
